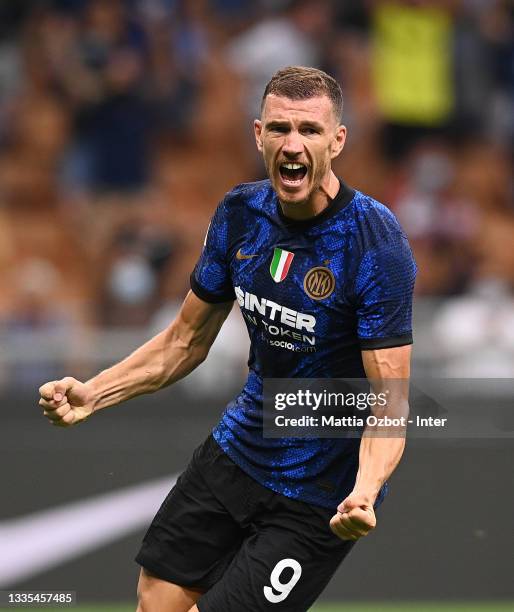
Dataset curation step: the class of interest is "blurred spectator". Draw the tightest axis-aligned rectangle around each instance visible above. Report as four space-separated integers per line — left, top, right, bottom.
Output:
389 142 479 295
1 258 84 386
225 0 332 119
0 94 70 208
98 217 175 326
140 0 208 140
371 1 455 160
0 208 14 317
432 279 514 377
0 36 22 145
49 0 152 192
454 0 514 145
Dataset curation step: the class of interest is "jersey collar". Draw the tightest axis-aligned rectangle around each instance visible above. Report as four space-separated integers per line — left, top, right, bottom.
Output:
276 179 355 230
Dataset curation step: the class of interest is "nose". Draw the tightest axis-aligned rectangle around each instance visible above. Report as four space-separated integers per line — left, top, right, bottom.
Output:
282 130 304 158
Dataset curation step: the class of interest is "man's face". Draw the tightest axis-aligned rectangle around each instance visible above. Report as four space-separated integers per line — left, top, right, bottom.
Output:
254 94 346 205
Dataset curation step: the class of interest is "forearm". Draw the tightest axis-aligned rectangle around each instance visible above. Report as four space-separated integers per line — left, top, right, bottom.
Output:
86 323 207 412
331 344 412 541
357 346 411 504
353 434 406 504
353 386 409 503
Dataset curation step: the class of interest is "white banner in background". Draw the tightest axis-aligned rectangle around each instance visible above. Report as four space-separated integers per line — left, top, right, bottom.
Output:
0 474 177 587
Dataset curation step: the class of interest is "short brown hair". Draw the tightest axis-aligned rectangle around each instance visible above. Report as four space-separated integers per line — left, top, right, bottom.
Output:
261 66 343 121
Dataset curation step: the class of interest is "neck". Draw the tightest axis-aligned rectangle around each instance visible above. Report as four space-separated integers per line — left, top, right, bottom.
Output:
280 171 340 221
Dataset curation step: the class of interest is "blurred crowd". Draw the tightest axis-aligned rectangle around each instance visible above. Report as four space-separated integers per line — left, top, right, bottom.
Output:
0 0 513 382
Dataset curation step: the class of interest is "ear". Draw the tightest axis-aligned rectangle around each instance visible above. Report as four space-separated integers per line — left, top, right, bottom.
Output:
330 124 347 159
254 119 263 152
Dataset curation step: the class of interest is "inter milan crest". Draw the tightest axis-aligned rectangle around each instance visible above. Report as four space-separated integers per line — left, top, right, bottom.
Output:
304 266 335 300
270 247 294 283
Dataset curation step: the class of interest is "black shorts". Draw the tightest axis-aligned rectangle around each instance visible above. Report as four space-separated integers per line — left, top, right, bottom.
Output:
136 435 355 612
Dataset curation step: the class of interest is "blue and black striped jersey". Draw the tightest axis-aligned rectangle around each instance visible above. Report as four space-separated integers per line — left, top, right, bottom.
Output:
191 179 416 509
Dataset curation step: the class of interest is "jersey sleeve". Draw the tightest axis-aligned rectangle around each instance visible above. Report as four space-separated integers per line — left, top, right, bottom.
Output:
190 199 235 303
355 232 416 349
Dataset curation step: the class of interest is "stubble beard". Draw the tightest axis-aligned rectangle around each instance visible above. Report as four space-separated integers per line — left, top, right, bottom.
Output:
265 151 331 207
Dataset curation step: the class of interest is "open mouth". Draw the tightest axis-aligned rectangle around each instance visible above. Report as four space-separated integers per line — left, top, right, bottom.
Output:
279 162 308 186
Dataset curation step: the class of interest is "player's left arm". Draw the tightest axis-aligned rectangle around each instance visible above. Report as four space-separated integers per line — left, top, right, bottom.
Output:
330 345 411 541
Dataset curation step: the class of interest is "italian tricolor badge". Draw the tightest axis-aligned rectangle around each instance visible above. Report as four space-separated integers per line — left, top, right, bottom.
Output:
270 247 294 282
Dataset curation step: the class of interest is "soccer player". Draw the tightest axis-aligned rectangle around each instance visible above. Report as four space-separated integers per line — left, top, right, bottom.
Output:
39 66 416 612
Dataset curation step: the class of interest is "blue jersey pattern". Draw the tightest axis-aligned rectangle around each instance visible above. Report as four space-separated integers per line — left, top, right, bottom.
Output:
191 180 416 509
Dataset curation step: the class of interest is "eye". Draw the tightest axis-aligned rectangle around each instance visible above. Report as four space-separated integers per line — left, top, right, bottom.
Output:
301 127 318 135
270 125 288 133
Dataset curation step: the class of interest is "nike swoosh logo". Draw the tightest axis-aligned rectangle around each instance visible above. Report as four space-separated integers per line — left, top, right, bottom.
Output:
0 473 177 586
236 248 258 260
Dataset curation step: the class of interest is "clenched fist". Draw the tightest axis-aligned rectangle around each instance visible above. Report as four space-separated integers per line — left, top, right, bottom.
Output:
39 377 95 427
329 492 377 541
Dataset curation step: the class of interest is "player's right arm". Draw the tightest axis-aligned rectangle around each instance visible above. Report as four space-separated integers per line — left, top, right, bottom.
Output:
38 291 233 427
